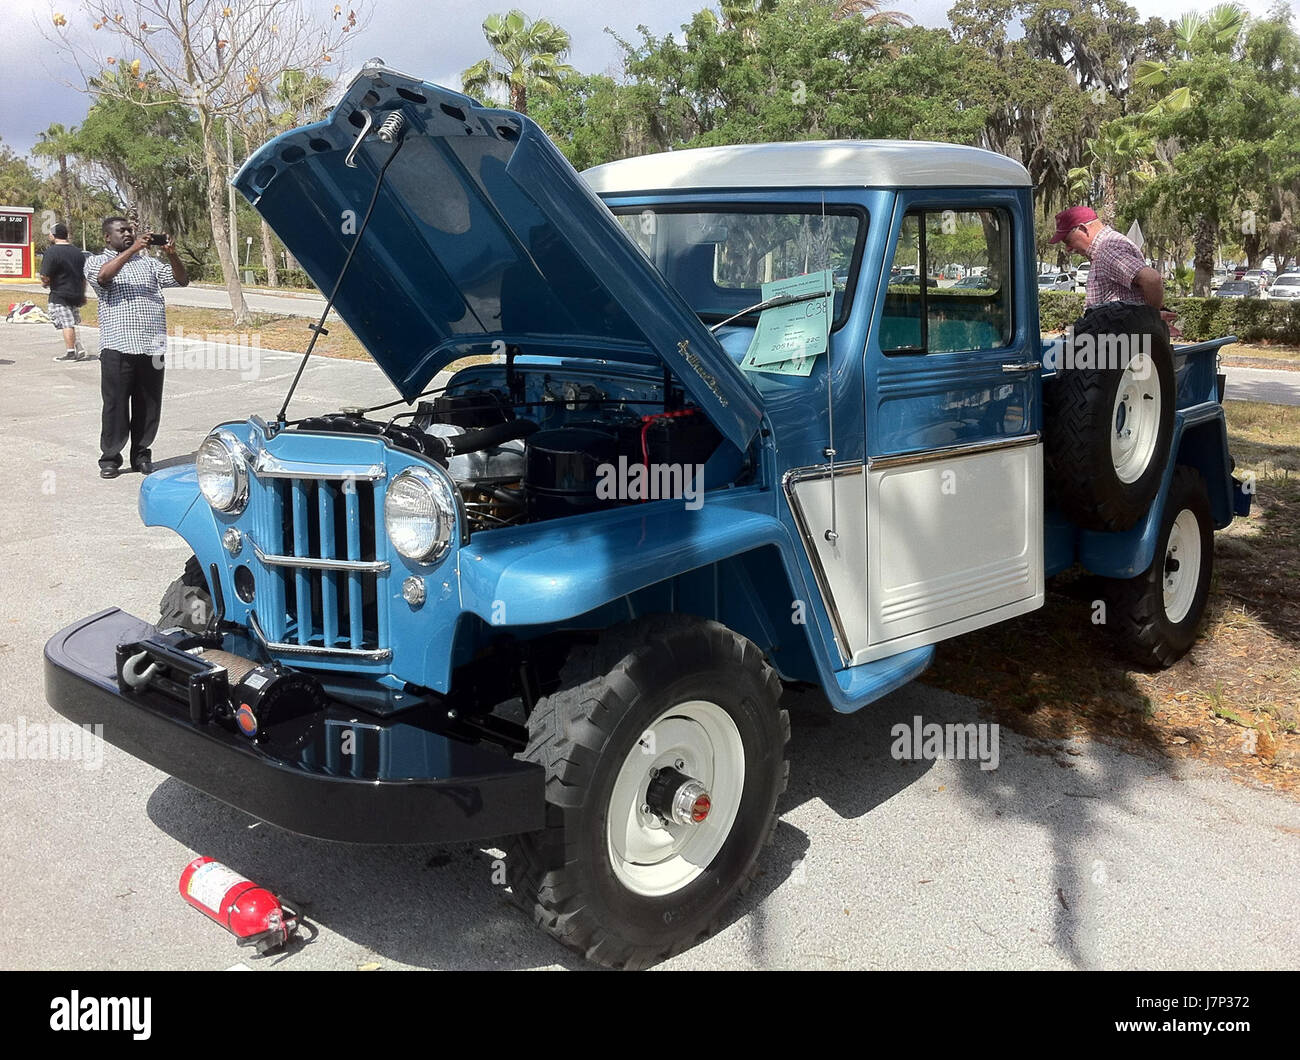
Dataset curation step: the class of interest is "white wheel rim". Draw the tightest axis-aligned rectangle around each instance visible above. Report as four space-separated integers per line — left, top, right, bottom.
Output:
606 700 745 898
1163 509 1202 624
1111 359 1162 484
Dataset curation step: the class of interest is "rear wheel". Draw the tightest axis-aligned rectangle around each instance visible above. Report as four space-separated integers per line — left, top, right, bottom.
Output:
506 616 789 968
1104 466 1214 668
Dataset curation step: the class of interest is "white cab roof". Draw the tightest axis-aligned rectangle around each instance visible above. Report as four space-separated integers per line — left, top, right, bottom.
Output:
582 140 1032 193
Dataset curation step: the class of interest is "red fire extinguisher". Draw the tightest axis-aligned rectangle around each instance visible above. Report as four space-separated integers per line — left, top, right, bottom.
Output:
179 857 301 953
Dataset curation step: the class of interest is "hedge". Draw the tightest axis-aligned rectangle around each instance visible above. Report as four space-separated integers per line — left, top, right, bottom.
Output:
1038 291 1300 345
238 267 316 289
189 265 317 289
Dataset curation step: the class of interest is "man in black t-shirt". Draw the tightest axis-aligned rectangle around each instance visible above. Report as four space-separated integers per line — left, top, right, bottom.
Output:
39 223 92 362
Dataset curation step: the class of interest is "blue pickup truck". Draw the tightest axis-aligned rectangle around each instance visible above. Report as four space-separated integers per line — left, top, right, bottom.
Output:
45 65 1249 968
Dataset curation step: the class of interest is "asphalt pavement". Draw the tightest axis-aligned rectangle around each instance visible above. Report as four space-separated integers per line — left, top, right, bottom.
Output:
1222 366 1300 406
1 318 1297 971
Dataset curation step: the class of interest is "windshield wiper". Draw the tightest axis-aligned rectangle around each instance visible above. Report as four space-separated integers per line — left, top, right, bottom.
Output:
708 288 832 333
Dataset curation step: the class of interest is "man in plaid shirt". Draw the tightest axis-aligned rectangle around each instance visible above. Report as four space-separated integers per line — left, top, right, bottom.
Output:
85 216 189 479
1049 205 1171 318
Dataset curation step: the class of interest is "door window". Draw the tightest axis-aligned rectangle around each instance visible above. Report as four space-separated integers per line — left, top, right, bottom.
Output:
881 209 1013 354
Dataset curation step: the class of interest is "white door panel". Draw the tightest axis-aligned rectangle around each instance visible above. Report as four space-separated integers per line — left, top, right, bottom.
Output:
865 442 1043 654
785 442 1044 667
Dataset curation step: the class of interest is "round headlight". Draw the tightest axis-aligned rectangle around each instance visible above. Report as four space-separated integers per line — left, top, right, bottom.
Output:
196 431 249 514
385 466 454 563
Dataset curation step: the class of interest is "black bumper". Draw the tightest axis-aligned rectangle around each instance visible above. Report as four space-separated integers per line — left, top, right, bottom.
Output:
44 609 544 844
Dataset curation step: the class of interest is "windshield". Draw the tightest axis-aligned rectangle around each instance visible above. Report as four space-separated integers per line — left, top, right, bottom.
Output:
611 205 865 329
1273 276 1300 287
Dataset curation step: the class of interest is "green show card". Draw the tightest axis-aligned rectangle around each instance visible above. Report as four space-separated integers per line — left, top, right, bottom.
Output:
740 270 834 368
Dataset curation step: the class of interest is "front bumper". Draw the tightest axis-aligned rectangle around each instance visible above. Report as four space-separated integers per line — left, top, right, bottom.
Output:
44 608 544 844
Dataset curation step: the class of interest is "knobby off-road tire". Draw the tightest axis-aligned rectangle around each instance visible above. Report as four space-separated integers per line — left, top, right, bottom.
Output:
506 616 790 969
1044 301 1175 532
158 555 214 633
1104 466 1214 668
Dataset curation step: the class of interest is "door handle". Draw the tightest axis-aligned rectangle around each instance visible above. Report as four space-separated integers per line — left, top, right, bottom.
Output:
1001 361 1043 373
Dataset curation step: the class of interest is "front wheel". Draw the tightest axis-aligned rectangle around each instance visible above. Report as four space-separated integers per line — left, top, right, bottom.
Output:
1103 466 1214 668
507 616 790 969
158 555 214 633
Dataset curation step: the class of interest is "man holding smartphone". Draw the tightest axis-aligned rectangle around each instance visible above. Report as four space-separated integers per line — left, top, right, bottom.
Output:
84 216 189 479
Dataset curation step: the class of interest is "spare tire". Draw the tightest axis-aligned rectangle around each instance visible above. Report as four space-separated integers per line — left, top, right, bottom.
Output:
1044 301 1174 532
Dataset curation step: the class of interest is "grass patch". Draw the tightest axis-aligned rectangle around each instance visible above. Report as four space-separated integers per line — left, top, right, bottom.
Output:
1223 399 1300 475
922 402 1300 793
1219 341 1300 369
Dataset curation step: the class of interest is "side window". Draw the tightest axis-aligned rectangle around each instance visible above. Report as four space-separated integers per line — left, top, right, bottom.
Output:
615 211 657 261
880 208 1013 354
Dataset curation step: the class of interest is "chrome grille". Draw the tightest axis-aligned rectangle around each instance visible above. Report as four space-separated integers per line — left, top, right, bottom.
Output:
252 476 389 657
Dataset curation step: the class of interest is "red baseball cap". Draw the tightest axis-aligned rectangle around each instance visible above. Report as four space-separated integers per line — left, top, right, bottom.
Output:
1049 205 1099 244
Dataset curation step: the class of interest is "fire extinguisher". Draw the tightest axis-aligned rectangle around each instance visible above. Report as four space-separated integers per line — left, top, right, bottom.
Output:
179 857 301 953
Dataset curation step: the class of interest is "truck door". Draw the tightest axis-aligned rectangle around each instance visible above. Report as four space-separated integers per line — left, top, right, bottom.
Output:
857 194 1044 662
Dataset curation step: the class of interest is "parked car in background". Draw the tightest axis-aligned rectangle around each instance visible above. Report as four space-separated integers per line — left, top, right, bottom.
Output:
1215 279 1261 299
1267 272 1300 301
1243 269 1272 291
1037 272 1073 293
1211 268 1228 291
954 275 994 290
1073 262 1090 292
894 268 938 287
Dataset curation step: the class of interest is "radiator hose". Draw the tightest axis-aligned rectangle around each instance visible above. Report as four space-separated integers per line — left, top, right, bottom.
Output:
431 418 540 459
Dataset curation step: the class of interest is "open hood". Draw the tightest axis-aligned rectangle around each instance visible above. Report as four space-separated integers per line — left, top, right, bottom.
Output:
232 66 762 450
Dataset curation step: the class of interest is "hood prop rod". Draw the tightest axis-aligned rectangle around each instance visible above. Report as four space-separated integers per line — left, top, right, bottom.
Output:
276 113 405 425
343 109 375 168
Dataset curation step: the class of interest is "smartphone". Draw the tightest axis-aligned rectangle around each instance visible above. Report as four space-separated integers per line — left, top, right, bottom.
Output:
148 233 169 246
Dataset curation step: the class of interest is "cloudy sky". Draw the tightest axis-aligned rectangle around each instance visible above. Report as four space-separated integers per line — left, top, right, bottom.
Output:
1 0 1291 159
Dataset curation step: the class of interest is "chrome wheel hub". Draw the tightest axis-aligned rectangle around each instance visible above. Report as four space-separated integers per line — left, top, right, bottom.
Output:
1111 359 1162 485
1163 509 1202 624
606 700 744 898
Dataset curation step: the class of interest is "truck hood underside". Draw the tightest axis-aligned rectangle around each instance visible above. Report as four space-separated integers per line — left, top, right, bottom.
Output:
232 66 762 451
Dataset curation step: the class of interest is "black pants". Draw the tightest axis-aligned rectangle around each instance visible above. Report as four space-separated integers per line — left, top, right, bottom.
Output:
100 348 164 470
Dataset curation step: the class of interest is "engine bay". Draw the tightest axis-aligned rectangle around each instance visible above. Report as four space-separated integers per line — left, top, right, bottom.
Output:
291 364 747 534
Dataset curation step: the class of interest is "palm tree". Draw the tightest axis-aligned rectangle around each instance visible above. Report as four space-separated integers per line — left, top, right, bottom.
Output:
827 0 912 27
32 123 79 224
1133 3 1248 293
1134 4 1247 116
1067 122 1162 225
461 10 577 115
274 68 334 130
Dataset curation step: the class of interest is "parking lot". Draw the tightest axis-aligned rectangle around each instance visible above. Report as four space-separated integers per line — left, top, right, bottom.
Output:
2 319 1297 970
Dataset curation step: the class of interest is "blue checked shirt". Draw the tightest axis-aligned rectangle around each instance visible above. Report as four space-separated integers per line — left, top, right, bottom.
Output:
84 250 182 356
